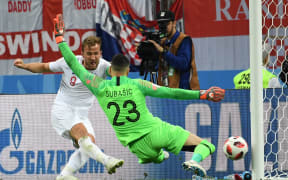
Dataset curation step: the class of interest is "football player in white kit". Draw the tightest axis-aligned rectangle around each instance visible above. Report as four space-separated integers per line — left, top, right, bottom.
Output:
14 36 124 180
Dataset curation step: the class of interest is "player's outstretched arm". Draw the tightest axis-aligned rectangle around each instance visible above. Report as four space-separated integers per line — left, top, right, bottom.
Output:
53 14 103 91
137 80 225 102
13 58 51 73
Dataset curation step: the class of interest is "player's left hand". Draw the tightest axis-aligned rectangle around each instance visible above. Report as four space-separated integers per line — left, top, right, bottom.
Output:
200 86 225 102
53 14 65 44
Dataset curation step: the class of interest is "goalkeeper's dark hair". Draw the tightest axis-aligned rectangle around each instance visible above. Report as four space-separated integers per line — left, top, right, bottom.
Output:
82 36 102 51
279 56 288 85
111 54 130 72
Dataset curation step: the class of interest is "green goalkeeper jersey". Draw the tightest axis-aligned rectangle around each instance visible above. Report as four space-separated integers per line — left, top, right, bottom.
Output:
59 42 200 146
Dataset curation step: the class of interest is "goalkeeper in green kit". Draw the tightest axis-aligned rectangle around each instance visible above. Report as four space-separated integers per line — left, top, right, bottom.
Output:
53 14 225 177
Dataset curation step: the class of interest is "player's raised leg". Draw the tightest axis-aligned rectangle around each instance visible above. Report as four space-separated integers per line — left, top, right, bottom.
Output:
181 133 215 177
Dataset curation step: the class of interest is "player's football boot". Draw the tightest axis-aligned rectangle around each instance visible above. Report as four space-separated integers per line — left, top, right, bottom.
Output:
182 160 206 177
56 175 78 180
105 157 124 174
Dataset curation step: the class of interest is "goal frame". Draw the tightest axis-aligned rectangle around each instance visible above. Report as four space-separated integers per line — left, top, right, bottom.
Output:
249 0 265 179
250 1 288 179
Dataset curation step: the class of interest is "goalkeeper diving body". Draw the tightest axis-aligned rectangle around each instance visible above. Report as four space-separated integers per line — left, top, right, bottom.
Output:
54 14 225 178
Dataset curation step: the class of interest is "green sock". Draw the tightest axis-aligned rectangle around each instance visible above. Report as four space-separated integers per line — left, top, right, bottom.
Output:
191 153 202 163
191 140 215 163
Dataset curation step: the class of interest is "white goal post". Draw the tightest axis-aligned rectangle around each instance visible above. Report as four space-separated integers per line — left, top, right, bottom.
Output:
249 0 264 179
250 0 288 179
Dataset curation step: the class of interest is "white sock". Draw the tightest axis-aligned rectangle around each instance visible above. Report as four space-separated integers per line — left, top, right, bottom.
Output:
60 149 89 176
79 150 90 167
78 136 109 165
60 165 75 177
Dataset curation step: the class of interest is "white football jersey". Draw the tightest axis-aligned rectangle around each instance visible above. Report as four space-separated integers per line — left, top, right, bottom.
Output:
49 55 110 108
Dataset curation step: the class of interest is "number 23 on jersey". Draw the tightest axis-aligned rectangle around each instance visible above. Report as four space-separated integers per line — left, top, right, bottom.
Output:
107 100 140 126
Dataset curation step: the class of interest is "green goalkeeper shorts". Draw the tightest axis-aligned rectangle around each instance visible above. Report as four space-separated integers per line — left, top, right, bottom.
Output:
128 121 190 164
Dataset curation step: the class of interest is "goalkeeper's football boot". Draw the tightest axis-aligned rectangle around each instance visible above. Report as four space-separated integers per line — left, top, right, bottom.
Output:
163 151 170 161
56 175 78 180
182 160 206 177
105 157 124 174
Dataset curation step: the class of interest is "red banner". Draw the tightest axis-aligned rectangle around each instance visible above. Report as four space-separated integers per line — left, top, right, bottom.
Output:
184 0 249 37
184 0 288 38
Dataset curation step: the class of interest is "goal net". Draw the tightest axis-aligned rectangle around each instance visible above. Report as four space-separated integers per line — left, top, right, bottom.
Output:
262 0 288 179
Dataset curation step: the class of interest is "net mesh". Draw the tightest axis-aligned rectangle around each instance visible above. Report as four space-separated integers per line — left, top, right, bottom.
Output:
262 0 288 178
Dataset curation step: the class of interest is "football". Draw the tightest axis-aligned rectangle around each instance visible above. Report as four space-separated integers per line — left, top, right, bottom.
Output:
223 136 248 160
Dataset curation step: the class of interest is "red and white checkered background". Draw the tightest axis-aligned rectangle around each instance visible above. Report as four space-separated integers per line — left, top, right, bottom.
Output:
269 39 288 68
264 26 288 71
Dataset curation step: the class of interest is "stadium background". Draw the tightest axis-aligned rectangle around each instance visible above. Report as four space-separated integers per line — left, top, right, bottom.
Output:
0 0 285 179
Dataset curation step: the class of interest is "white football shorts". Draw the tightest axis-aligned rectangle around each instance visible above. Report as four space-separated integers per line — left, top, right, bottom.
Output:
51 101 95 139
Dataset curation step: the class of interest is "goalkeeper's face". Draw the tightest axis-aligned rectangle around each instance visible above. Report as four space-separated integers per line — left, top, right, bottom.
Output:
82 44 102 70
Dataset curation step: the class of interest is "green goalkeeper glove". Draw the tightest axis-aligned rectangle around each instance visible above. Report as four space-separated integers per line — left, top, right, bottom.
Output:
200 86 225 102
53 14 65 44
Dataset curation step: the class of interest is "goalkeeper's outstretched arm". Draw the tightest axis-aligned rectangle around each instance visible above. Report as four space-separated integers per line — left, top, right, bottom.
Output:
137 79 225 102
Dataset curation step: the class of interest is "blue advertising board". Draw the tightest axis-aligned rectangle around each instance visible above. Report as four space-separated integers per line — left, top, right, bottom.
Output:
0 75 287 179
